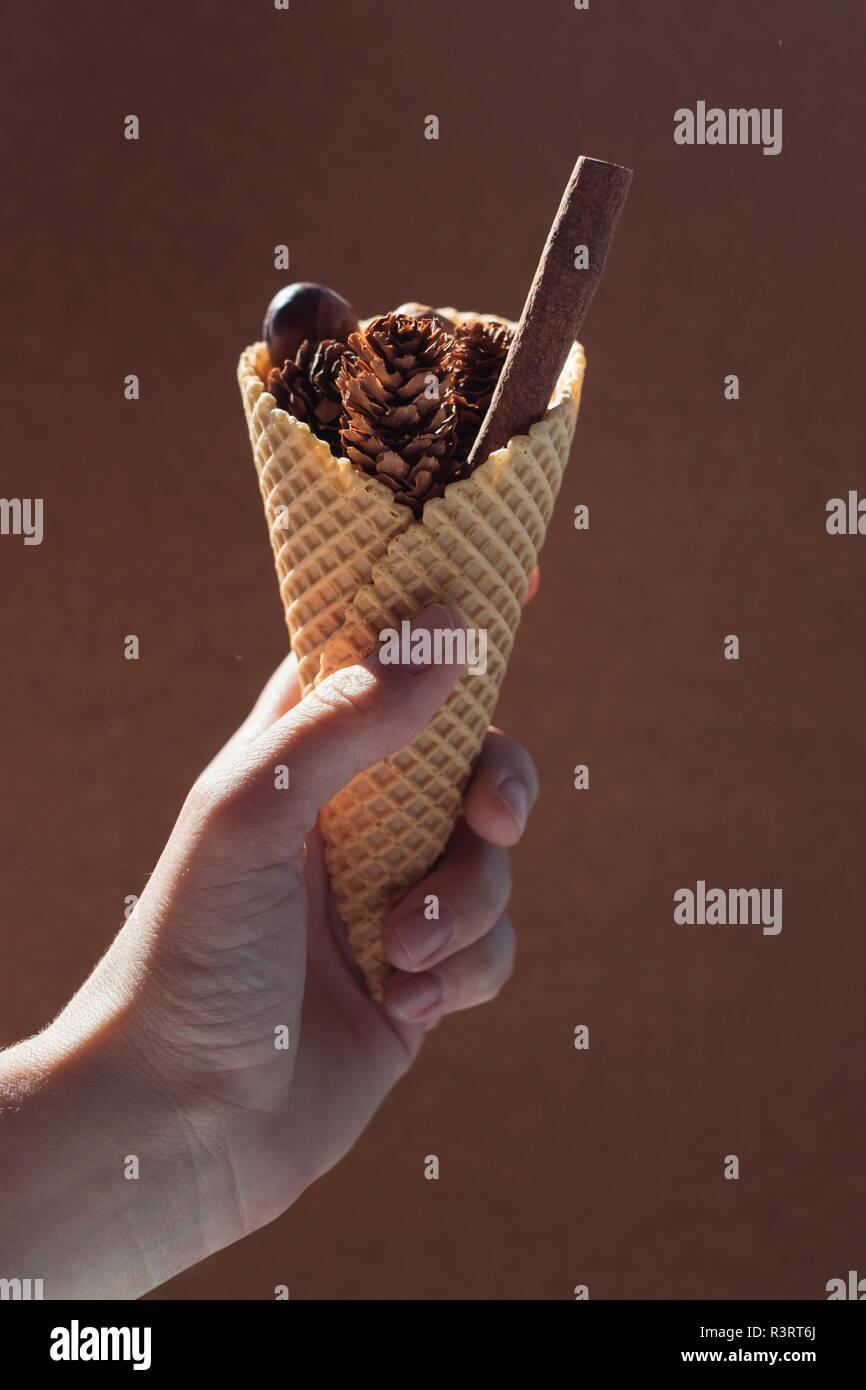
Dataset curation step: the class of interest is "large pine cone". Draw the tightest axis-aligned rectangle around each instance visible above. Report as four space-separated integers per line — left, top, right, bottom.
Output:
451 317 514 462
267 339 352 449
338 313 458 514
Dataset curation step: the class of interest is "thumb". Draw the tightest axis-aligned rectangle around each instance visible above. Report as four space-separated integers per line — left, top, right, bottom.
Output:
194 604 467 859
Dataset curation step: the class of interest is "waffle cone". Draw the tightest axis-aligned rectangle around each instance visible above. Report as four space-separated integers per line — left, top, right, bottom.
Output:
239 314 585 997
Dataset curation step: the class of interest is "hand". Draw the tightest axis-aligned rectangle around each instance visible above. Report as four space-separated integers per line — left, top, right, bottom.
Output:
1 602 539 1296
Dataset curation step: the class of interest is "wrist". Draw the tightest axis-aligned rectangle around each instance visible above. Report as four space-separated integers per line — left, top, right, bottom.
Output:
0 1011 243 1299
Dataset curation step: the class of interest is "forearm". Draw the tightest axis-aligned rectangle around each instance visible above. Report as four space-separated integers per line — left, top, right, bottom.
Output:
0 1016 240 1299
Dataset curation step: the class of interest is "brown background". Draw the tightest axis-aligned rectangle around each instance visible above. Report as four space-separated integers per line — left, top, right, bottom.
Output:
2 0 864 1299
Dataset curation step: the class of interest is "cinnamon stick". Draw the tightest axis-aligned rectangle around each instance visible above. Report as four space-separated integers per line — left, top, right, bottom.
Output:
467 156 633 469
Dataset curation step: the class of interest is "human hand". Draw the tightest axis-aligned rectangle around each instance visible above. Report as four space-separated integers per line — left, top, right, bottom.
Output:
3 603 539 1295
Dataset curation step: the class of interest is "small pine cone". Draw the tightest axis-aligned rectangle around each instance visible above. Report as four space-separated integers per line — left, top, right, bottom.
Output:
267 339 353 449
391 459 438 517
387 456 474 518
451 317 514 462
338 314 458 502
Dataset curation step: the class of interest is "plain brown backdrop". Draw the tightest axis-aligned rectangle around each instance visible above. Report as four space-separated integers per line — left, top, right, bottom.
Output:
1 0 864 1299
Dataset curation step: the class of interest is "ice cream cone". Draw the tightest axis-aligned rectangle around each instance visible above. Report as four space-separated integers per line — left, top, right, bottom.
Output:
239 314 585 997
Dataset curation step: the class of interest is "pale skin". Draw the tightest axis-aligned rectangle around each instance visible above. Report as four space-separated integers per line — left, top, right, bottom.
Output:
0 601 539 1299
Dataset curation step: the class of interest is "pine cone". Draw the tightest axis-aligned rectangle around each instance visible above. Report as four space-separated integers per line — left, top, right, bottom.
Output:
338 313 458 514
267 339 353 449
451 317 514 462
372 455 466 517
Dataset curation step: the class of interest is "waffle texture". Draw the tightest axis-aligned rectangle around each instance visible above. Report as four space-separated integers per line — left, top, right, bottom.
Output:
239 315 585 997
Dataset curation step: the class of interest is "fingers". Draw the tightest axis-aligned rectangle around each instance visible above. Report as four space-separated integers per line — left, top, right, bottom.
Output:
272 603 464 827
380 819 510 971
232 649 305 747
383 915 516 1022
524 566 540 606
462 727 539 846
191 605 466 855
196 649 304 784
240 649 304 738
376 723 535 1019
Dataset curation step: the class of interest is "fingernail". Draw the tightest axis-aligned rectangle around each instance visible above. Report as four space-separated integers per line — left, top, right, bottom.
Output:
406 604 466 675
495 776 530 833
362 604 467 674
386 971 444 1021
382 908 455 967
